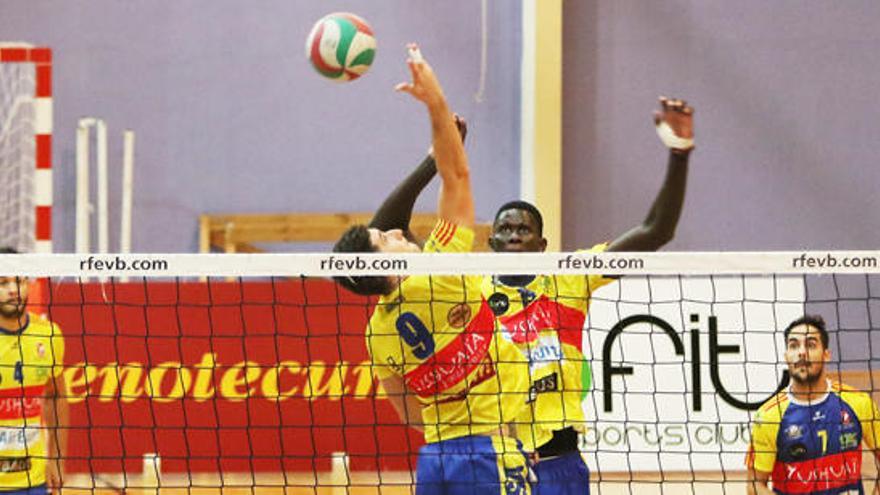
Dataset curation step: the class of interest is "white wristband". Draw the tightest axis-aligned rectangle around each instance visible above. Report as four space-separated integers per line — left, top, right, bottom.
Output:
655 121 694 151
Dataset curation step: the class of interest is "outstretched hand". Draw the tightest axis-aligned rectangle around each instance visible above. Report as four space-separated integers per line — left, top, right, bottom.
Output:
654 97 693 138
653 97 694 151
394 44 446 108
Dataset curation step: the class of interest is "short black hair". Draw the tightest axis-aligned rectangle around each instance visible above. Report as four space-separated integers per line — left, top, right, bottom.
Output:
784 315 829 348
332 225 394 296
0 247 19 254
494 200 544 236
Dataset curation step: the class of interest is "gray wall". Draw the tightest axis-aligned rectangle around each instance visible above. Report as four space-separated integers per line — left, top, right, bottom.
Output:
1 1 521 252
807 274 880 371
563 1 880 251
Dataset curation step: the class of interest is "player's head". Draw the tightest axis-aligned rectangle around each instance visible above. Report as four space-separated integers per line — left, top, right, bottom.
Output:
332 225 416 296
489 200 548 253
783 315 830 386
0 247 29 321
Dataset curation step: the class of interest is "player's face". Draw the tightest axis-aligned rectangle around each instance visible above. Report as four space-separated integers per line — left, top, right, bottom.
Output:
490 209 547 253
0 276 29 320
784 324 830 386
368 228 420 254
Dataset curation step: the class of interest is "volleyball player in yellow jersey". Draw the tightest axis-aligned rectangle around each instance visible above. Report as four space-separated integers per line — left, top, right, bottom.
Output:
483 98 693 495
333 46 531 495
0 249 68 495
366 97 694 494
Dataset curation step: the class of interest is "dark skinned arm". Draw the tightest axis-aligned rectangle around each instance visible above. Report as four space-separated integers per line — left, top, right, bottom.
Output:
607 97 693 253
368 115 467 244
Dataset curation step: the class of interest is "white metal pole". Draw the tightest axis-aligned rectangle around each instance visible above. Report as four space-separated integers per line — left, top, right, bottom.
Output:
96 119 109 254
75 120 91 254
121 130 135 254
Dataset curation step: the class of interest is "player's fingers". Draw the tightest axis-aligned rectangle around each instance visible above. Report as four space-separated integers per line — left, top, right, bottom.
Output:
407 43 424 63
394 82 413 93
652 111 662 126
683 105 694 115
659 96 669 110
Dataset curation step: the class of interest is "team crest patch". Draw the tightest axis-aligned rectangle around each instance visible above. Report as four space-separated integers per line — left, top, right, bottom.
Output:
36 342 46 358
784 424 803 440
841 409 853 427
488 293 510 316
447 303 472 328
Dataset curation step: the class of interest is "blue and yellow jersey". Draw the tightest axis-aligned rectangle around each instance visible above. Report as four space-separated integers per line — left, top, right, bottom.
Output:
366 220 530 444
747 380 880 495
0 313 65 490
480 244 614 451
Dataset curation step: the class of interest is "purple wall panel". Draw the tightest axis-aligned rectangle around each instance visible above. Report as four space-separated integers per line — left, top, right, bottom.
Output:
1 1 521 252
562 1 880 250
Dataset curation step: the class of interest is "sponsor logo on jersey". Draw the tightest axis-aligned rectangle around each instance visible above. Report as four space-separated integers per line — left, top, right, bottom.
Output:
0 427 41 451
528 373 559 403
787 443 807 459
776 450 861 493
839 432 859 450
526 335 563 373
784 424 804 440
499 296 586 346
447 303 472 329
488 293 509 316
403 305 494 397
812 410 826 422
0 457 31 473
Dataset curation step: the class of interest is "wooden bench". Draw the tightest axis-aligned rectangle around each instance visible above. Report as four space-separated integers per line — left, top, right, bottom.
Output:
199 213 493 253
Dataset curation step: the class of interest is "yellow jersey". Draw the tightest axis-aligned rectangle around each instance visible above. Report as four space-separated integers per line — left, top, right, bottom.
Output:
0 313 65 490
366 220 530 444
481 244 614 451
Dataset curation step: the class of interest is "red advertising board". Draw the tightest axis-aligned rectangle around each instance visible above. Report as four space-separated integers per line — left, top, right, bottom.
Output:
46 280 422 474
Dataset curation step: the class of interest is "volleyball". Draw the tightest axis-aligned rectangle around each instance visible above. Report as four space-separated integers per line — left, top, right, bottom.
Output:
305 12 376 82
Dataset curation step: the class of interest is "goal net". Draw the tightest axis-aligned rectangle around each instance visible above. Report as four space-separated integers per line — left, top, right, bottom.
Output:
0 43 53 253
0 251 878 495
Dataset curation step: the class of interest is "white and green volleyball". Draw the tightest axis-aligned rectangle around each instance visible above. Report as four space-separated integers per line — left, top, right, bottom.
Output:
305 12 376 82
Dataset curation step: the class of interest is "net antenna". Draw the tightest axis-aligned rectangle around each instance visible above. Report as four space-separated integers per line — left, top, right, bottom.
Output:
0 42 53 253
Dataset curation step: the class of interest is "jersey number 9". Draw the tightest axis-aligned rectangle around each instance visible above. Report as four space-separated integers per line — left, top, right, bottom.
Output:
395 313 435 359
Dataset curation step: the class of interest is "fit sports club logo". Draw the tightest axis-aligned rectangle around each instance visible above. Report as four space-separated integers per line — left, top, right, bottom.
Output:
603 314 790 412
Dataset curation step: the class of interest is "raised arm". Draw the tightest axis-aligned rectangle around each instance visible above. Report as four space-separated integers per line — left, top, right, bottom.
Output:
607 97 693 252
395 45 473 229
368 115 467 242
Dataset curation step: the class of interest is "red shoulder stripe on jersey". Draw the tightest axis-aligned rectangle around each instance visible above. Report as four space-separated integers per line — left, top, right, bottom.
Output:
760 392 789 414
438 221 457 246
431 220 451 246
403 301 494 397
831 380 857 393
